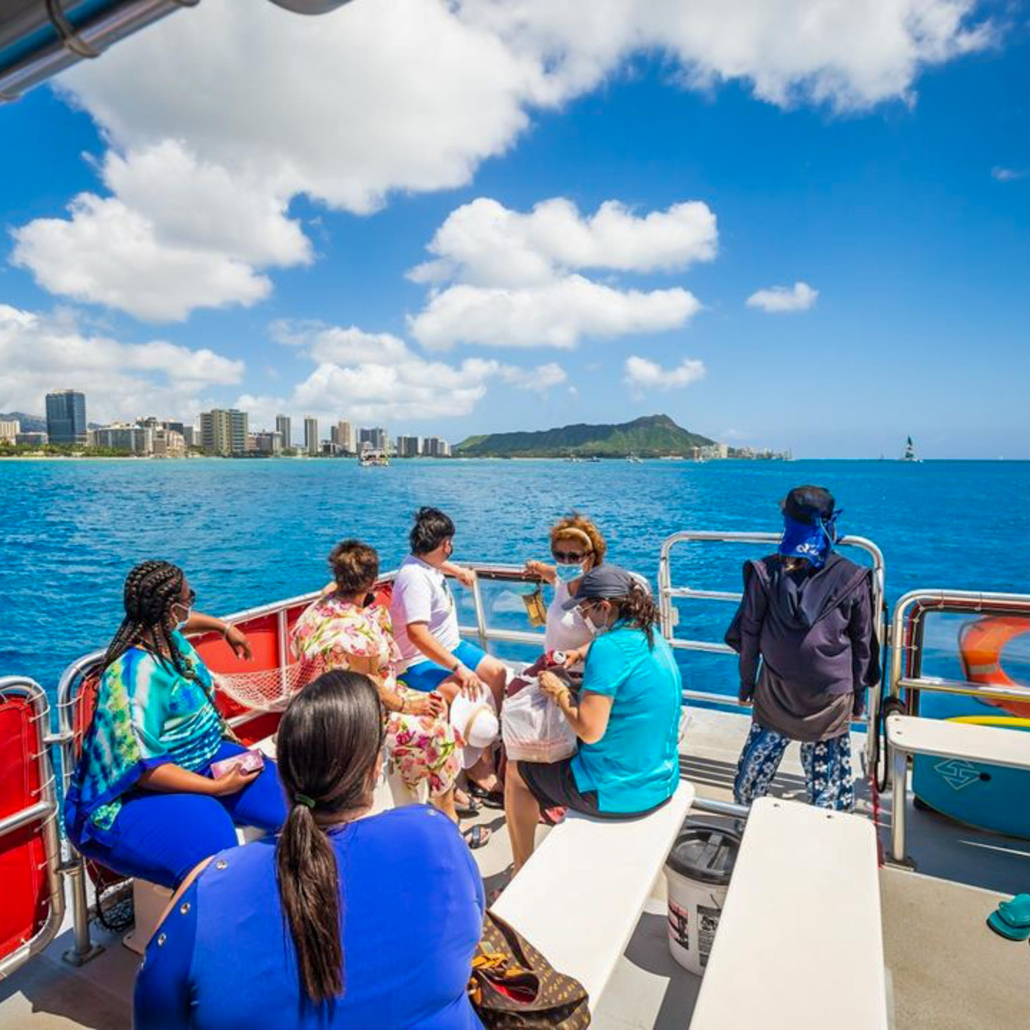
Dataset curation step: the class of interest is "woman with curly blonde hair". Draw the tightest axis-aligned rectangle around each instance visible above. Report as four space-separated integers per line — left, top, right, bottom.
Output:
525 513 607 660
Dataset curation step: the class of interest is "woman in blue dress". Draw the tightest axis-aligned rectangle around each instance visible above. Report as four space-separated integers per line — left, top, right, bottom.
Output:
64 560 287 889
134 670 485 1029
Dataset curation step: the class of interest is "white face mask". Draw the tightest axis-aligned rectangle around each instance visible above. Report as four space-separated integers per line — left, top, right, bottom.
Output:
171 600 192 630
555 561 587 585
582 604 608 637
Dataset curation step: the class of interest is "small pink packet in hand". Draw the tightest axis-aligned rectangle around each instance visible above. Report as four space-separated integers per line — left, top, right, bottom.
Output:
210 749 265 779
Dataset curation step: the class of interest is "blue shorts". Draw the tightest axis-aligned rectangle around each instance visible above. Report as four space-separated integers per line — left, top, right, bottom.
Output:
399 640 489 693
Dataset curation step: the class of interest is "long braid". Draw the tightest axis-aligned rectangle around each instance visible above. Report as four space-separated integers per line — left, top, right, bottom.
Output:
102 561 193 679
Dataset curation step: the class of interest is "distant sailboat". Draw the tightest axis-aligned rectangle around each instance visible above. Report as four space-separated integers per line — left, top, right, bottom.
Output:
902 436 922 463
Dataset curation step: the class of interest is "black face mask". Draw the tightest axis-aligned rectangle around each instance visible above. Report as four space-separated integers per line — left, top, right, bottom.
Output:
362 591 376 608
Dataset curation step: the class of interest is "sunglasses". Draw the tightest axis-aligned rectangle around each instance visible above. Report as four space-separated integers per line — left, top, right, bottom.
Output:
552 550 589 564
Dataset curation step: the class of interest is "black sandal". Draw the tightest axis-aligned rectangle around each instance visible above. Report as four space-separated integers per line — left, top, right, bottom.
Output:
455 790 481 818
467 781 504 809
463 824 492 850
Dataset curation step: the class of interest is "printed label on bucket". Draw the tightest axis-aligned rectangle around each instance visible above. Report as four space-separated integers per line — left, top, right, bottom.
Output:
698 904 721 966
668 899 689 950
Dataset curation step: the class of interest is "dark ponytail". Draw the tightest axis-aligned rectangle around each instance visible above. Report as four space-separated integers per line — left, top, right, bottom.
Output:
275 671 385 1005
612 581 660 648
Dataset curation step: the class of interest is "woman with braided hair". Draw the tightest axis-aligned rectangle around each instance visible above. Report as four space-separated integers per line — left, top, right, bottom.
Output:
64 561 287 889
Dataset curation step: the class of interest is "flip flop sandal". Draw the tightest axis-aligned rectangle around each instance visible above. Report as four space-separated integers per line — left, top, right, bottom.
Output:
455 793 481 818
986 894 1030 941
463 824 492 850
539 806 567 827
467 781 505 809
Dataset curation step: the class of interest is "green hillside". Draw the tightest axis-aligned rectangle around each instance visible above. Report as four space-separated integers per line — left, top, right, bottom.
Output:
455 414 715 458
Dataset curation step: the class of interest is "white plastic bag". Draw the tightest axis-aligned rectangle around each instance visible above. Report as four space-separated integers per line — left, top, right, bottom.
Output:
501 678 577 764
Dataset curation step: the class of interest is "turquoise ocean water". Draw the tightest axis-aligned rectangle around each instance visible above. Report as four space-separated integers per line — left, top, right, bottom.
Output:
3 457 1030 702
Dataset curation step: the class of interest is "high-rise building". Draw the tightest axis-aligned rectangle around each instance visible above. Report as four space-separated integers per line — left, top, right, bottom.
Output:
275 414 292 450
358 426 388 452
152 428 185 458
183 425 200 448
396 435 420 458
90 424 153 454
330 419 353 454
304 417 319 456
423 437 451 458
253 431 283 455
45 390 87 444
0 419 20 444
200 409 248 456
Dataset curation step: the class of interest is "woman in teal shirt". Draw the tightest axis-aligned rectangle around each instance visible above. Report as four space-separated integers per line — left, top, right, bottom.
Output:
504 565 682 871
65 560 287 888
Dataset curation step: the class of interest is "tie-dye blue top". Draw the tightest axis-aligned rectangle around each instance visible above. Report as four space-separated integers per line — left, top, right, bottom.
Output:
65 632 225 840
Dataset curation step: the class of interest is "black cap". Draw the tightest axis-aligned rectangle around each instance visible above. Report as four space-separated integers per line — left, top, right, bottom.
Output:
782 485 835 525
562 565 636 609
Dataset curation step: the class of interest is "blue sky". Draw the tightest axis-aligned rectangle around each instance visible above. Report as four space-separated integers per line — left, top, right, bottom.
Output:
1 1 1028 457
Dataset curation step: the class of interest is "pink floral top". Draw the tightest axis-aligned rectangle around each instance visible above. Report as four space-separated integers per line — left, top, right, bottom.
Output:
290 595 402 691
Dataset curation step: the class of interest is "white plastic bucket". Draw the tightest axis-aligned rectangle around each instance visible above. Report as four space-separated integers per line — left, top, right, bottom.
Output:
664 826 740 975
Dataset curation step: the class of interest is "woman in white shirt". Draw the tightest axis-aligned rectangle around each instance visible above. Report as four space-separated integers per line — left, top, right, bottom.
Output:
525 514 607 663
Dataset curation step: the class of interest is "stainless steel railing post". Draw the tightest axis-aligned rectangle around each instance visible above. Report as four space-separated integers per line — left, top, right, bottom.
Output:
890 742 909 864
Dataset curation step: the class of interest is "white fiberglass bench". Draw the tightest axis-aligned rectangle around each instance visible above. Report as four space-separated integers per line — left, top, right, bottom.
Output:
493 779 695 1006
689 797 888 1030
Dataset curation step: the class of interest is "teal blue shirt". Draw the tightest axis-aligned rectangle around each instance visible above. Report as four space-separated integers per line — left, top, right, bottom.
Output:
570 624 682 814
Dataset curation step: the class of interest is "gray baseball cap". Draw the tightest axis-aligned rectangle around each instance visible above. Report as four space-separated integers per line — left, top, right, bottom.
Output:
562 565 636 609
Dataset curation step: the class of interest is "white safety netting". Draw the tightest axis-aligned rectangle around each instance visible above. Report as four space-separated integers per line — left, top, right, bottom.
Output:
212 659 323 712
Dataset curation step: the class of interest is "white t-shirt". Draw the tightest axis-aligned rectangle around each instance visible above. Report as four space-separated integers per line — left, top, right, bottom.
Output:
544 579 593 652
389 555 461 671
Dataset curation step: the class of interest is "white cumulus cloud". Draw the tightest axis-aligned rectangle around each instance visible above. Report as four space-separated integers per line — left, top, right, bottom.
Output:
410 275 700 351
13 0 992 320
0 304 243 421
623 355 706 394
258 321 567 423
11 141 310 322
746 281 819 313
409 197 717 287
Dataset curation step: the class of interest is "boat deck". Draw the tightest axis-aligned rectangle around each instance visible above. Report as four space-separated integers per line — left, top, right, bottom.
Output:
2 708 1028 1029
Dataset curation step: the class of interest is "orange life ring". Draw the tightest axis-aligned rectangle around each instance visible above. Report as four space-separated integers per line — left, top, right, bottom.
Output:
958 616 1030 719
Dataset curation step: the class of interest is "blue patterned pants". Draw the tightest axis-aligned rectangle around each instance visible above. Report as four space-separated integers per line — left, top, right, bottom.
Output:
733 723 855 811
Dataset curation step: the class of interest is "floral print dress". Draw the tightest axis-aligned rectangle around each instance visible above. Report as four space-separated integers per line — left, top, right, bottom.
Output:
290 595 461 798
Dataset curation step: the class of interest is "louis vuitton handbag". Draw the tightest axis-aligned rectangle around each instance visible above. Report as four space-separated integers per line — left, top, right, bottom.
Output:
468 911 590 1028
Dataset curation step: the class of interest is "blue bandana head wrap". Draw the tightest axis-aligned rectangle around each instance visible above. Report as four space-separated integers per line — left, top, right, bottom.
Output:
778 512 840 569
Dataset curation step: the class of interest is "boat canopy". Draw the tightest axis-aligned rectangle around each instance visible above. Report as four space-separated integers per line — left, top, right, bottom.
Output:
0 0 352 103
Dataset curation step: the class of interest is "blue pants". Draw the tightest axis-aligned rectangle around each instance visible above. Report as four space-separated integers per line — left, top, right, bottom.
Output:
733 723 855 812
75 742 287 888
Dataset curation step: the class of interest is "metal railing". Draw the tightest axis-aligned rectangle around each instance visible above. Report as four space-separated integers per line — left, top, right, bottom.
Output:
887 588 1030 864
657 532 887 751
0 677 65 979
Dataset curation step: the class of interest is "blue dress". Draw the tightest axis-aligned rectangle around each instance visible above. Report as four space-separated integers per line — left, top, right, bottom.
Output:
134 805 485 1029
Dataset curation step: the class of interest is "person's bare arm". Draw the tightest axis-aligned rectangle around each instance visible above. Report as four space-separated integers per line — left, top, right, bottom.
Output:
441 561 476 588
539 672 613 744
182 612 252 660
140 762 258 797
524 560 557 586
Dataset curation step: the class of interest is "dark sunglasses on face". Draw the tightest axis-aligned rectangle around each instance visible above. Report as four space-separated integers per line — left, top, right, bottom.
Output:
552 550 588 564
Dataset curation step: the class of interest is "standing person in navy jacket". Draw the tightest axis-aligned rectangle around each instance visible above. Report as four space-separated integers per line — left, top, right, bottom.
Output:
725 486 881 811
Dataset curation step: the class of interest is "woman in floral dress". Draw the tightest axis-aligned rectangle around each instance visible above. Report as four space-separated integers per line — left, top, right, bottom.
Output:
291 540 467 828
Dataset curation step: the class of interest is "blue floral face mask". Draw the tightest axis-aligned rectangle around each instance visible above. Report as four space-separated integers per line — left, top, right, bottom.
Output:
778 512 840 569
555 561 587 584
